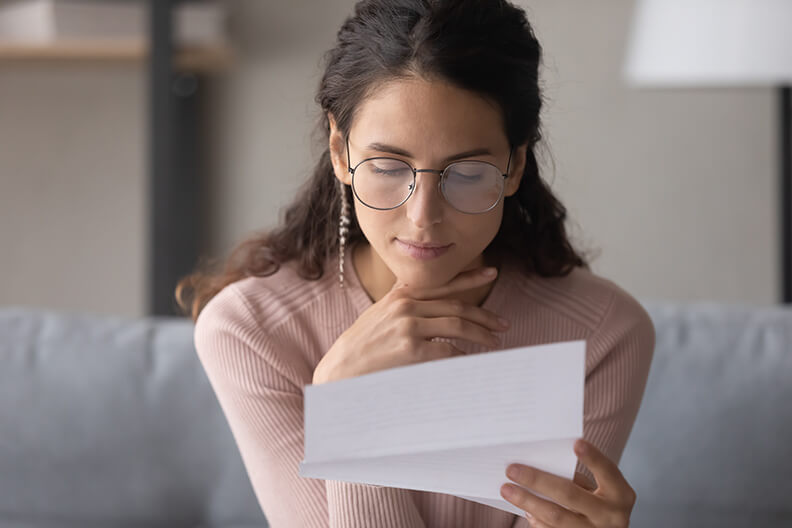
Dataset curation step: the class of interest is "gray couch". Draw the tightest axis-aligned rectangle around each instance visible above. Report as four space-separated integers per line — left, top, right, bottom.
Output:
1 300 790 527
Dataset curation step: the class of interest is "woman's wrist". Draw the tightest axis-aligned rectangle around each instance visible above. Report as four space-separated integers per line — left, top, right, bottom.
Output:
312 346 345 385
312 360 332 385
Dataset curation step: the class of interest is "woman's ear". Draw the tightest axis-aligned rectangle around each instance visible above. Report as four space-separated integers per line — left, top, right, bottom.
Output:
503 143 528 197
328 113 352 185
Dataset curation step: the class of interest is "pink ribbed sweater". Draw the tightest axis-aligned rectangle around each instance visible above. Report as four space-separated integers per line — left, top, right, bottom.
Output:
193 243 655 528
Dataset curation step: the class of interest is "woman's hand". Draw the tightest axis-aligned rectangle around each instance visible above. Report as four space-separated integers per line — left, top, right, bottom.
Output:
313 266 509 384
500 439 636 527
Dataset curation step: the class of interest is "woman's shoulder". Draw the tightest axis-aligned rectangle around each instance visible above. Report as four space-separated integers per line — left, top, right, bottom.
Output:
503 262 655 376
506 262 654 339
193 260 347 387
214 259 342 332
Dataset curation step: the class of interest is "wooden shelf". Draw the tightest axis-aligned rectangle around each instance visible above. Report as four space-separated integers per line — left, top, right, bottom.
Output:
0 40 233 73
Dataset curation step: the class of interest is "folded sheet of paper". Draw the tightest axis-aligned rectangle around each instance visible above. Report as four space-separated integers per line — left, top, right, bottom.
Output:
298 339 585 517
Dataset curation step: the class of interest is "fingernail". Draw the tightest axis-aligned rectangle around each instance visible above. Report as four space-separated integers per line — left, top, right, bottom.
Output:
498 317 510 327
482 267 497 277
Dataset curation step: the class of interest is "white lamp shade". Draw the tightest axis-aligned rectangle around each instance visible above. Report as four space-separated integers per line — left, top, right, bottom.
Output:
624 0 792 87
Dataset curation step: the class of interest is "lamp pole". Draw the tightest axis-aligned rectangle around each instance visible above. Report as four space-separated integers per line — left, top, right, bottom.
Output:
782 86 791 304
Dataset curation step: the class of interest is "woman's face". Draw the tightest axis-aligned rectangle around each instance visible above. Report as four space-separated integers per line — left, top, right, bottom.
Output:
329 77 526 290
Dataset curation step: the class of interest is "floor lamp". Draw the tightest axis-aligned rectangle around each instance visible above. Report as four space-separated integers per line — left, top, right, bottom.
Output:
623 0 792 304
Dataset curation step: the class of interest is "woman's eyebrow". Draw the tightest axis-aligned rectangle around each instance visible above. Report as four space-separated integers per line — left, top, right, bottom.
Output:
364 142 494 163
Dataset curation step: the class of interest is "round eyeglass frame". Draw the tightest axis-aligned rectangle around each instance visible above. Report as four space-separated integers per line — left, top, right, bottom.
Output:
345 135 513 215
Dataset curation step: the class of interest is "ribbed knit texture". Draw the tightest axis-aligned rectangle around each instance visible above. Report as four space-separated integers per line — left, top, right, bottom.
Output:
193 242 655 528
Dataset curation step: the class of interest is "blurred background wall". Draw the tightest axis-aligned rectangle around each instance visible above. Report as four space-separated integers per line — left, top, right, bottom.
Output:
0 0 779 318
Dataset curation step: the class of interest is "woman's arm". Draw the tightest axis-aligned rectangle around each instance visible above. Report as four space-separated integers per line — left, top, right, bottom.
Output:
578 287 656 476
508 286 655 528
193 284 427 528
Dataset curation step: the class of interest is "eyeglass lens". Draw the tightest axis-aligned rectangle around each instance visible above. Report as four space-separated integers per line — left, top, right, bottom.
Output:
352 158 504 213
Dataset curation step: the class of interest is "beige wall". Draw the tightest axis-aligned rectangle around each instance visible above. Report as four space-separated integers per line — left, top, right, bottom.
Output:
524 1 777 305
0 0 779 317
0 65 147 318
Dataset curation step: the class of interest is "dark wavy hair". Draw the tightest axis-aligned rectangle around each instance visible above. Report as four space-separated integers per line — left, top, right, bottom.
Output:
176 0 596 322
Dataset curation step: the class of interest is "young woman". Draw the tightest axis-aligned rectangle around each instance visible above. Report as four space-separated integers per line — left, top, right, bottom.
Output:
177 1 655 526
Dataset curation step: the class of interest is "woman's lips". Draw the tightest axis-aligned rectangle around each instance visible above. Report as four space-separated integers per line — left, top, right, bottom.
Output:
395 238 453 260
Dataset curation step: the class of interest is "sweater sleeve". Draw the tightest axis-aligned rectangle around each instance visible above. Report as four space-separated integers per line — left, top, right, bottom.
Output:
509 288 656 528
193 284 427 528
578 287 655 474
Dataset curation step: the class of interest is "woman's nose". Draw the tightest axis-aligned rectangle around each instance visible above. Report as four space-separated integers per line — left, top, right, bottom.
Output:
405 173 444 227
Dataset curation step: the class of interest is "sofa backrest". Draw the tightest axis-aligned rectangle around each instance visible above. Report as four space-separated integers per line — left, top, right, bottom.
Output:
1 300 790 527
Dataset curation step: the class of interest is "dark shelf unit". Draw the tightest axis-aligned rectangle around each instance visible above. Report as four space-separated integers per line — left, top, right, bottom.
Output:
148 0 219 316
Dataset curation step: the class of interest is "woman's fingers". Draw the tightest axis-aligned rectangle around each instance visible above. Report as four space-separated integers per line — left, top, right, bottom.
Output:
384 266 509 352
499 482 591 528
573 471 597 492
574 439 635 507
410 299 509 332
503 464 601 518
422 340 466 361
400 266 499 300
414 316 501 349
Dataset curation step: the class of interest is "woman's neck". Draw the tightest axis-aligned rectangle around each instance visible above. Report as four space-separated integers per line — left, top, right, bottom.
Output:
351 240 500 307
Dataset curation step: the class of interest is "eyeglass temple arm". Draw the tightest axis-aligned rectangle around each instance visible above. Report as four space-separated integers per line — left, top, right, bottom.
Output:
503 146 513 178
346 134 353 174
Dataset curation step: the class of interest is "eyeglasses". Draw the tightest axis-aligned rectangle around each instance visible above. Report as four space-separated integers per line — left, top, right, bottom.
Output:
346 135 512 214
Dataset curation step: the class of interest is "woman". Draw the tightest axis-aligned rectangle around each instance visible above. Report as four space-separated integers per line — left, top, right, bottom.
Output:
177 0 655 526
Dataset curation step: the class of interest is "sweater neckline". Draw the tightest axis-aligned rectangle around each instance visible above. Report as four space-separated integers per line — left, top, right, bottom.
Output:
341 239 511 329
